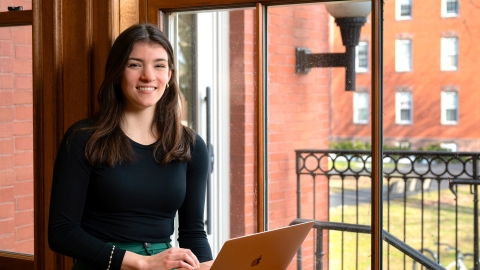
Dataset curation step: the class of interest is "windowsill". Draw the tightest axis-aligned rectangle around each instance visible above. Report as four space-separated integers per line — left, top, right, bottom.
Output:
441 122 458 125
396 16 412 21
396 69 412 73
353 122 369 125
441 13 459 18
356 69 368 74
396 122 413 125
441 67 458 71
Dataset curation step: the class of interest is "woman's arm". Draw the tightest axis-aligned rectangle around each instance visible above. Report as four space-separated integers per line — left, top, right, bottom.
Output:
177 134 213 262
48 123 125 269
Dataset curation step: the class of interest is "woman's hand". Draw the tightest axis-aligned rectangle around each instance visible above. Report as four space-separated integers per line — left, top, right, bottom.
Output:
122 248 200 270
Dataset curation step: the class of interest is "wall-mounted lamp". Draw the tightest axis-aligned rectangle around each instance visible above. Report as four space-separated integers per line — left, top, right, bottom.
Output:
295 1 371 91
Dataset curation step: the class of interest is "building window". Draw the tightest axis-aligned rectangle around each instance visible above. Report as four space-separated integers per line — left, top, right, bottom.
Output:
396 91 413 124
440 143 457 152
356 41 368 73
442 0 459 17
441 91 458 124
441 37 458 71
353 92 369 124
396 0 412 20
396 39 412 72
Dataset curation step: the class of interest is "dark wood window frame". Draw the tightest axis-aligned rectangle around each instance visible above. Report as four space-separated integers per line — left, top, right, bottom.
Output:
0 9 35 270
0 10 34 270
146 0 383 268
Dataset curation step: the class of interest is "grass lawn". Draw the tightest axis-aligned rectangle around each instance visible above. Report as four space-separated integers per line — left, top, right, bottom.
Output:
327 185 476 269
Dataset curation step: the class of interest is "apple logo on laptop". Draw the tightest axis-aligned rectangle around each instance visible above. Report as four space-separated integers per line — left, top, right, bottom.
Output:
251 255 262 267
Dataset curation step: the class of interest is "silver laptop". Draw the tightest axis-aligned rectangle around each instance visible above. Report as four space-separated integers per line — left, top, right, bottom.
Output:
199 221 315 270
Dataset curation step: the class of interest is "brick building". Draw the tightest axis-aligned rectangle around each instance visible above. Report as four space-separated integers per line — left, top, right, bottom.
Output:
331 0 480 152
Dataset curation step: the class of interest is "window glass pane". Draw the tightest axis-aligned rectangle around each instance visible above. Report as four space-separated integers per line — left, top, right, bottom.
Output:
0 1 31 12
441 37 458 70
354 92 369 123
0 24 33 255
268 1 372 268
396 39 412 71
397 0 412 19
384 0 478 268
443 0 459 16
170 8 256 258
356 41 368 72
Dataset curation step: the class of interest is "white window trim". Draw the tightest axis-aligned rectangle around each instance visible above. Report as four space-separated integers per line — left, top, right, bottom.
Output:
356 41 368 73
396 0 412 20
441 91 459 125
441 0 459 18
395 39 412 72
353 92 369 124
395 92 413 124
441 37 458 71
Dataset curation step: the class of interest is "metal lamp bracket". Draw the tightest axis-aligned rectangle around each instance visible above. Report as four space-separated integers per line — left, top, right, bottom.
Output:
295 17 367 91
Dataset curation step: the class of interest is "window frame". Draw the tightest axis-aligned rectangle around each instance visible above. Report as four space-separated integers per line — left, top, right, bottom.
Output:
396 0 412 20
0 10 34 270
353 92 370 124
356 41 369 73
441 37 458 71
441 91 459 125
147 1 384 269
395 91 413 124
395 39 412 72
441 0 459 17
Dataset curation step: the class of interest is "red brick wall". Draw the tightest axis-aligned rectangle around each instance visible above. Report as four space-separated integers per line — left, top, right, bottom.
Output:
229 5 331 269
267 5 330 269
0 0 34 254
229 9 257 238
331 0 480 151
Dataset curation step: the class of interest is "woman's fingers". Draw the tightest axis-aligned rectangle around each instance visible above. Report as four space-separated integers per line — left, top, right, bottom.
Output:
153 247 200 270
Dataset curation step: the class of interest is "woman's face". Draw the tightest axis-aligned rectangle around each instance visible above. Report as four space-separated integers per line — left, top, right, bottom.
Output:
121 42 172 112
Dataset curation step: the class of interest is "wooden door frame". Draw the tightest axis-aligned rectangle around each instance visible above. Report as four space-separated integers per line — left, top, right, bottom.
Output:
146 0 383 266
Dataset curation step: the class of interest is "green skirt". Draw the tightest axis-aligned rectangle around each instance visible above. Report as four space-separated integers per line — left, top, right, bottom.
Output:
72 242 172 270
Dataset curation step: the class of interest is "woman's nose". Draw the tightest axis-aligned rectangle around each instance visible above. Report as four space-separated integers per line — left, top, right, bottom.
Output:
141 67 155 82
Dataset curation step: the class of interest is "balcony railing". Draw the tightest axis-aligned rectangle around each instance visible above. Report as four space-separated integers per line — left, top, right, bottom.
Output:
295 149 480 269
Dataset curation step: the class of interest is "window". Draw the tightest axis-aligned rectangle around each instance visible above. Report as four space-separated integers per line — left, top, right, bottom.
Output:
396 0 412 20
441 37 458 70
442 0 459 17
440 143 457 152
353 92 369 123
396 39 412 72
441 91 458 124
356 41 368 72
396 92 413 124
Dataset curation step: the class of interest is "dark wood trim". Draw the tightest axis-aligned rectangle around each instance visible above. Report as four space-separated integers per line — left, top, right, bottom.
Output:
255 3 266 233
0 252 34 270
33 0 119 269
371 0 383 268
0 10 33 26
139 0 148 23
147 0 332 12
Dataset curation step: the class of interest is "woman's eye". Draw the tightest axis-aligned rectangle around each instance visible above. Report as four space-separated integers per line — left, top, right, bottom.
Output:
127 63 141 68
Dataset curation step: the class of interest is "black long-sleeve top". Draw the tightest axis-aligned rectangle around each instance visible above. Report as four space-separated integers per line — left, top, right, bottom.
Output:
48 120 212 269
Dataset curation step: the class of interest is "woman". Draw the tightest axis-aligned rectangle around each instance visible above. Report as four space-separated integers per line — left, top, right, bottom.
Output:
48 23 212 270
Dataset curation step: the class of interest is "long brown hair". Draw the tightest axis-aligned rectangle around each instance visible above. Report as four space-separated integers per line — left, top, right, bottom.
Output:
82 23 194 166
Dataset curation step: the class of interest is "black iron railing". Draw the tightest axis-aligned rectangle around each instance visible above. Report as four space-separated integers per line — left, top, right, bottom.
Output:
290 218 446 270
295 150 480 269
